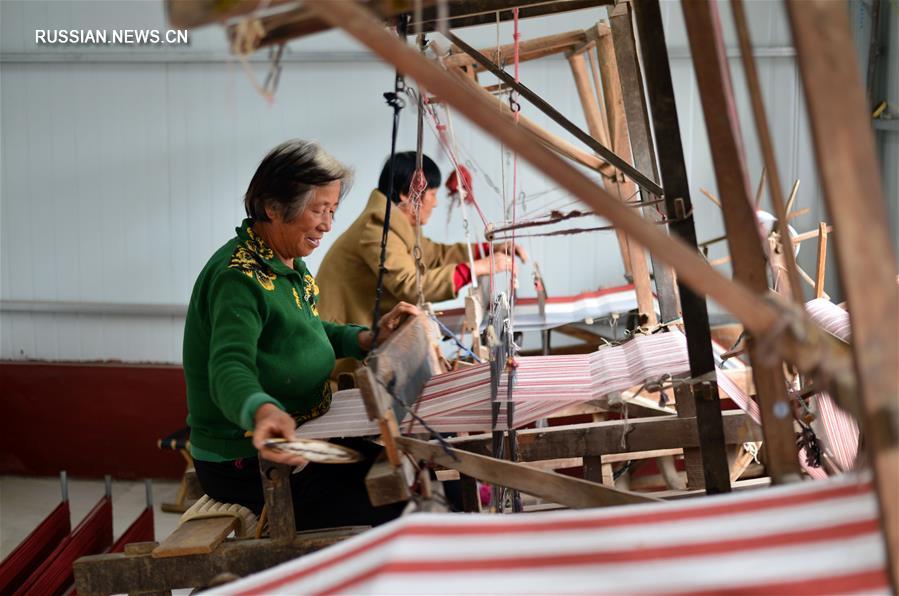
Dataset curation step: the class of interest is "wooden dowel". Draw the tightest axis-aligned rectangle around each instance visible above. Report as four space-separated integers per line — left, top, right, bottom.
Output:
786 207 810 222
699 187 722 208
796 264 829 300
815 221 829 299
754 167 767 209
791 225 833 243
785 179 801 214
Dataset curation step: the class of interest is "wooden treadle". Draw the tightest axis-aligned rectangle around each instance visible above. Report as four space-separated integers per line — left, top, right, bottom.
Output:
151 517 238 558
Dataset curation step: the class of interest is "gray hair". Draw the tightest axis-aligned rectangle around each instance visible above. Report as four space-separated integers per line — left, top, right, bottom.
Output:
244 140 353 223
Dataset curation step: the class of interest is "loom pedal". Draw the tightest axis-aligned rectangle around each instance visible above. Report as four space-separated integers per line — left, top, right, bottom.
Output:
151 517 238 558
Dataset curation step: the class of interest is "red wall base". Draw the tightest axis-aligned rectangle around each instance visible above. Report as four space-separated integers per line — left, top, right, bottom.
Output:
1 362 188 480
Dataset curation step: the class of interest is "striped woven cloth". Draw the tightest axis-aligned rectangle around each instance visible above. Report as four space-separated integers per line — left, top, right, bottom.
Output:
805 299 859 472
211 473 888 595
296 331 690 438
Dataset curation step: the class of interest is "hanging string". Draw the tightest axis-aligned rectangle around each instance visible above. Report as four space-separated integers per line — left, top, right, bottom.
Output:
441 105 480 289
370 16 409 351
416 86 490 227
509 7 521 337
412 34 429 307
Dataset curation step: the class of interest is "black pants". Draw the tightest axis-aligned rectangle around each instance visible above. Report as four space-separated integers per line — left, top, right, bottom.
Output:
193 439 406 531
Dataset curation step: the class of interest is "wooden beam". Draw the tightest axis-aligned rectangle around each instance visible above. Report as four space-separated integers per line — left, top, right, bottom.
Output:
567 49 633 284
681 0 800 483
303 0 857 417
151 518 238 558
787 0 899 584
449 410 761 461
454 73 614 177
166 0 298 28
448 31 663 196
74 528 364 595
595 30 658 327
396 436 659 508
609 2 681 323
730 0 804 304
414 0 613 32
631 0 729 493
218 1 441 52
444 30 586 70
568 51 610 148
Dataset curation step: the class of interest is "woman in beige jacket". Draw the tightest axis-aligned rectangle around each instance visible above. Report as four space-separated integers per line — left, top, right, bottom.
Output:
317 152 523 377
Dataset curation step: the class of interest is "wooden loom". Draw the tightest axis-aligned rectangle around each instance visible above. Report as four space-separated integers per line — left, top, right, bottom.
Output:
72 0 898 592
301 0 898 583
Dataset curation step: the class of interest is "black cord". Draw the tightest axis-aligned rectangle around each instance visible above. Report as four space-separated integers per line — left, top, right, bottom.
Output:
371 15 409 351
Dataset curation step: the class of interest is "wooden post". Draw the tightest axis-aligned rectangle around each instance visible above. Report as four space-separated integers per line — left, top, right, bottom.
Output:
458 474 482 512
609 1 680 323
568 52 610 147
258 459 295 542
567 50 634 292
681 0 800 483
594 31 658 327
583 455 604 483
787 0 899 585
631 0 730 493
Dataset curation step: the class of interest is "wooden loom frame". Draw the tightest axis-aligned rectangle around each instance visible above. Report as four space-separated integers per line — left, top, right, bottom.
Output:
304 0 897 584
74 0 897 592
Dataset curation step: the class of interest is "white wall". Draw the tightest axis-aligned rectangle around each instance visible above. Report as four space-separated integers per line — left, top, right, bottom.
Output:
0 0 865 362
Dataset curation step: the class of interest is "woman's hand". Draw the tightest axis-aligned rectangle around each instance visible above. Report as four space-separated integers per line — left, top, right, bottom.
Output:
252 403 308 467
472 254 514 277
493 241 529 264
357 301 421 351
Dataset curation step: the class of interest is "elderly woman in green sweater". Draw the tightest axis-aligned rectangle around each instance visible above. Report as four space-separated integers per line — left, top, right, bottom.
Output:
183 140 416 530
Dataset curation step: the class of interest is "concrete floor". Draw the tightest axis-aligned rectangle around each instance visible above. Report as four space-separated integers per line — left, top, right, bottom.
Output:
0 475 182 559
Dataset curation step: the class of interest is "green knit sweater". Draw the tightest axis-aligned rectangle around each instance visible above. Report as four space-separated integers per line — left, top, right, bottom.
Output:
183 219 367 462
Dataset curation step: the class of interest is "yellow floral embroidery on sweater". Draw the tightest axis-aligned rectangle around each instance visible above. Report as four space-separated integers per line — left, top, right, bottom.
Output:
292 383 332 427
303 274 320 317
292 288 303 310
229 227 277 291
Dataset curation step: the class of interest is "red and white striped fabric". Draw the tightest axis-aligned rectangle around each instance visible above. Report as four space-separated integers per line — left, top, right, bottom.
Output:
715 367 828 480
712 300 860 477
297 331 690 437
211 473 887 595
805 299 859 472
